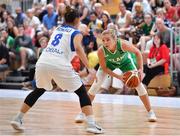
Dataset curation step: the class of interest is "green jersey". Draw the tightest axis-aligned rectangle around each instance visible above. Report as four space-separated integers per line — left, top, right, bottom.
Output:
7 36 14 49
102 39 137 72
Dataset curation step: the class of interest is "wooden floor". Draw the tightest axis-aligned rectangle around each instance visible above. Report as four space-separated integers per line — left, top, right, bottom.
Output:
1 91 180 135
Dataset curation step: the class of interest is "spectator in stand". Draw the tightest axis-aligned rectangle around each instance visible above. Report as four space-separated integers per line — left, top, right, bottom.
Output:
0 37 9 71
37 34 49 57
93 3 104 19
42 4 58 35
115 2 132 39
57 3 66 25
156 8 173 28
78 23 97 52
14 7 27 27
0 11 8 30
13 25 36 71
137 13 154 52
71 0 90 25
146 18 174 51
34 3 47 22
26 8 41 32
132 0 152 14
149 0 164 14
0 3 7 22
142 34 170 86
2 11 9 23
1 29 14 51
101 12 111 30
123 0 134 11
130 2 144 44
163 0 177 23
1 29 15 68
23 19 35 40
88 11 102 31
6 20 19 39
154 18 173 48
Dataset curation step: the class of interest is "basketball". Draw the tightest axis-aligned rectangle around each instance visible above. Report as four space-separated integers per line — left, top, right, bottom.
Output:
123 71 140 88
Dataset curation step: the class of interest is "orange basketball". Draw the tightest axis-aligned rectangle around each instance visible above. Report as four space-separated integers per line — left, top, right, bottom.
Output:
123 71 140 88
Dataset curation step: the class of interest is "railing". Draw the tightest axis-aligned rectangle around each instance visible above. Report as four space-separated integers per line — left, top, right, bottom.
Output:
170 27 180 93
0 0 34 14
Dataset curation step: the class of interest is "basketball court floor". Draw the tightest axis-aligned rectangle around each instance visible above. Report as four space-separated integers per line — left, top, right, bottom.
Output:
0 89 180 135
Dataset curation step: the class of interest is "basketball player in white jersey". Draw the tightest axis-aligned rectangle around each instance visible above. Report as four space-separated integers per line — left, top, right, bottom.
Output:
10 6 103 134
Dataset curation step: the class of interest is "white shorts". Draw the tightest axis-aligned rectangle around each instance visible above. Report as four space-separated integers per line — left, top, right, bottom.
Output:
35 63 82 92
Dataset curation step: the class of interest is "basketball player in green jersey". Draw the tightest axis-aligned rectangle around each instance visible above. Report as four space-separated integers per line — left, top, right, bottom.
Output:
75 29 157 122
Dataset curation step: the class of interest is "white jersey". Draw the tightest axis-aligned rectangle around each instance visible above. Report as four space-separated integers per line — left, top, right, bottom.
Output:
37 24 81 67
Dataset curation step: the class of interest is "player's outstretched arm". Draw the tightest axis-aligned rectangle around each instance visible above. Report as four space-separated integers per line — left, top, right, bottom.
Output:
74 33 89 68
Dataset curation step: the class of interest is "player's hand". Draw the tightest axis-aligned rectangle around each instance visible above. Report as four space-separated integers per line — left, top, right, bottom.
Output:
138 69 144 81
88 68 97 82
118 75 124 82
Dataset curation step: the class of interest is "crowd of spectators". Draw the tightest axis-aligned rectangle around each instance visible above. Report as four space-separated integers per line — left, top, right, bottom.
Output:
0 0 180 94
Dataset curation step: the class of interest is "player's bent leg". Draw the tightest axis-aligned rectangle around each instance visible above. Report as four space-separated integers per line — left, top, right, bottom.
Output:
74 92 96 123
88 68 107 96
75 85 103 134
24 88 46 107
75 68 106 123
136 83 157 122
74 85 91 122
11 88 46 131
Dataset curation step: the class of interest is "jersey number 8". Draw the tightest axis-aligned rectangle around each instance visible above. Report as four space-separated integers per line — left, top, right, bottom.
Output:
51 34 63 46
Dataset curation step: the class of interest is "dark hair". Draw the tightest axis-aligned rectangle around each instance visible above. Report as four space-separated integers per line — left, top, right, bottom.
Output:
0 4 6 10
64 6 80 23
101 12 111 29
153 33 163 46
90 11 98 17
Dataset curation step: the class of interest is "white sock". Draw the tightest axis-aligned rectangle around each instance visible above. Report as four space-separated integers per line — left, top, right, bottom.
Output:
15 112 24 120
80 112 85 115
86 115 95 125
148 109 154 113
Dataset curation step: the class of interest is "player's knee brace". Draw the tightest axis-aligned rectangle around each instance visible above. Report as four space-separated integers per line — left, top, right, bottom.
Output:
75 85 91 107
135 83 147 96
24 88 46 107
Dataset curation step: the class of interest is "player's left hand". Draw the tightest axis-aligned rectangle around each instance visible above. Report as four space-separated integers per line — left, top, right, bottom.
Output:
88 68 97 82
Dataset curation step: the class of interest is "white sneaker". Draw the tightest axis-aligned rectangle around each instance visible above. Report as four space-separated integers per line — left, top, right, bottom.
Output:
148 110 157 122
10 117 24 131
86 123 104 134
75 113 86 123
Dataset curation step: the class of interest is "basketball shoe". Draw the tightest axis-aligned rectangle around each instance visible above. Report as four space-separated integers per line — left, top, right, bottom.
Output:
75 112 86 123
148 110 157 122
86 122 104 134
10 117 24 131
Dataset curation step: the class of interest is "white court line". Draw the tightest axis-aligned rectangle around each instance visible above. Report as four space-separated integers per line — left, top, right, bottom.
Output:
0 89 180 108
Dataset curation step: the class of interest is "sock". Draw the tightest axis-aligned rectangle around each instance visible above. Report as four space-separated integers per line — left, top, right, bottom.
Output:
86 115 95 125
148 109 154 113
15 112 24 120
